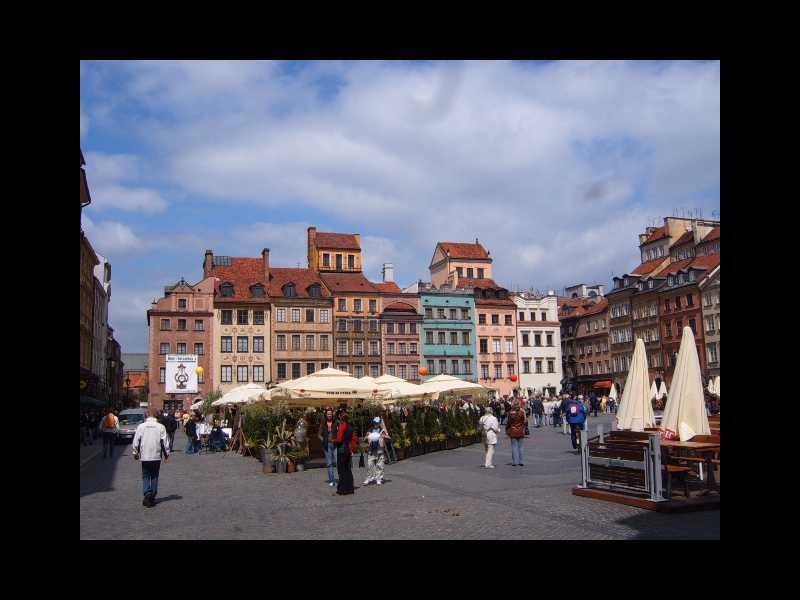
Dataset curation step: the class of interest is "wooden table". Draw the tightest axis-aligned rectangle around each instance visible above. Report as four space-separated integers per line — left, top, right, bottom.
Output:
622 439 720 492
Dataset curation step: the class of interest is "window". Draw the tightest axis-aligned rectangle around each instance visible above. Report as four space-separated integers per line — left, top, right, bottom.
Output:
534 334 542 347
707 343 718 363
494 364 503 379
506 339 513 353
664 323 671 338
194 319 204 331
159 342 170 355
370 340 380 355
451 360 460 375
354 340 363 356
221 365 232 383
689 319 697 335
677 320 683 332
519 312 525 321
427 360 435 374
478 314 486 325
463 360 472 375
237 310 248 325
547 359 555 373
338 319 347 333
462 332 470 345
531 312 536 321
437 308 446 319
354 299 362 312
276 335 287 351
194 343 204 355
479 339 488 353
337 340 348 355
283 284 296 298
686 294 694 307
253 365 264 382
410 323 417 334
505 314 512 326
493 339 501 353
198 369 205 384
237 365 248 382
336 254 343 270
477 268 485 279
237 337 248 353
320 309 329 323
159 367 166 384
323 253 330 267
309 284 321 298
277 363 287 380
675 296 682 309
664 299 670 312
251 284 265 298
388 365 396 376
456 267 463 278
536 360 543 374
523 359 531 373
250 336 262 353
438 332 446 345
338 298 347 312
276 308 286 322
439 360 447 374
320 335 329 351
353 320 363 333
160 319 170 330
481 364 490 379
348 255 355 269
177 342 187 354
177 319 187 331
605 360 610 372
371 364 380 378
467 268 474 278
178 298 187 309
292 335 301 351
221 283 234 297
221 337 232 353
451 332 459 345
426 331 433 344
546 333 553 346
306 335 315 350
292 363 301 379
291 308 301 322
307 363 316 376
411 343 417 354
491 314 499 325
425 308 433 319
386 322 395 334
522 333 530 347
306 309 315 322
541 312 547 321
370 320 379 332
321 363 330 370
337 364 348 374
507 363 515 376
354 365 364 378
369 299 377 313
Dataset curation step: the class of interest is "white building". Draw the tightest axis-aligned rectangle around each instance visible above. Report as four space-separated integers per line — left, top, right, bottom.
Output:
511 291 562 396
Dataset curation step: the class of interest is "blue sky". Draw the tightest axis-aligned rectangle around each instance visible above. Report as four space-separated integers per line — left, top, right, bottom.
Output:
80 60 720 353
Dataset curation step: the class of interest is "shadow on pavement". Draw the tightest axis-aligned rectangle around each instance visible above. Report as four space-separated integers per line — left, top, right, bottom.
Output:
154 494 182 505
615 507 720 540
80 439 129 498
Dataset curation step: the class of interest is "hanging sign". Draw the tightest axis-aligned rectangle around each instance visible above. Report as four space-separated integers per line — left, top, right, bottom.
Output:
165 354 198 394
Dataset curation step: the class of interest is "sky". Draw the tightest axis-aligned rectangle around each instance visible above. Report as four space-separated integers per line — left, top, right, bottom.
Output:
80 60 720 354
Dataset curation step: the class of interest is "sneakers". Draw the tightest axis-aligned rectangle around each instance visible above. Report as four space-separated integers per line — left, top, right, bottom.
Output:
376 479 383 485
143 493 155 508
363 479 372 485
486 465 495 469
328 481 336 487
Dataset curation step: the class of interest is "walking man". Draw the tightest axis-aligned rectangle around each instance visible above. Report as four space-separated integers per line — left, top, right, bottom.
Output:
565 395 587 450
99 408 119 459
589 392 599 418
478 406 500 468
132 409 170 508
334 411 358 495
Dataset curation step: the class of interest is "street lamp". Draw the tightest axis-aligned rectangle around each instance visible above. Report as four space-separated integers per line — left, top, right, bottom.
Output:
125 375 131 407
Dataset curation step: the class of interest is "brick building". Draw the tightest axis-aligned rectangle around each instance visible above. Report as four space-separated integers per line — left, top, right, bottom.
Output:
558 286 605 394
573 299 612 395
147 277 216 412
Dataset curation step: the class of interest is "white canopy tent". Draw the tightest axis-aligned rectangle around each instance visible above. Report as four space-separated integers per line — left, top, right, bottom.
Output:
270 367 390 406
211 383 268 407
615 338 656 432
661 327 711 441
418 374 488 401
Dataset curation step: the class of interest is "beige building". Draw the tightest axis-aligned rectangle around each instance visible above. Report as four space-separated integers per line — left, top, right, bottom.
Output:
429 240 493 288
699 264 720 379
307 226 363 273
203 250 271 393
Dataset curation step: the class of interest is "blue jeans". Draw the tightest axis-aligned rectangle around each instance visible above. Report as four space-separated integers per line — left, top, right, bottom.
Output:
142 460 161 498
324 443 337 483
510 437 524 465
186 438 198 454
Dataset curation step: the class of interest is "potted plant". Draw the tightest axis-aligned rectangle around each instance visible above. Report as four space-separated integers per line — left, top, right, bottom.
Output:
271 419 294 474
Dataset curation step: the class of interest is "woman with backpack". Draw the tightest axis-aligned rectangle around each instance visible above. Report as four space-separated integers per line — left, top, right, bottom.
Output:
99 409 119 459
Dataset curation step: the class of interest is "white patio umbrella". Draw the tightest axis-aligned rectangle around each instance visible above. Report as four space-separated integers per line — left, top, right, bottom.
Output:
273 367 390 404
359 376 377 385
615 338 656 431
662 327 711 441
649 380 659 401
609 383 618 402
714 375 720 397
374 374 405 385
376 379 429 404
212 383 268 406
656 380 668 400
418 374 487 402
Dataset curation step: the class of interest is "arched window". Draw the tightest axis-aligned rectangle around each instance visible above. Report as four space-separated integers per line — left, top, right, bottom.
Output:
571 292 578 298
308 284 321 298
221 282 234 297
250 284 265 298
283 283 296 298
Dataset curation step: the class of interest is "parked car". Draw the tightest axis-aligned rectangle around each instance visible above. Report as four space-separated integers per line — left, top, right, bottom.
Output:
117 408 148 442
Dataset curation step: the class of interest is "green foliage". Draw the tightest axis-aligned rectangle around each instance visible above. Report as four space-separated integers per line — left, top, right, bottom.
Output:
202 389 223 415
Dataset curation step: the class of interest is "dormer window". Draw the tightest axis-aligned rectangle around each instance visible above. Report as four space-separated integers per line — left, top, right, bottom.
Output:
638 281 645 291
309 284 321 298
221 283 234 297
624 278 629 287
688 271 696 282
250 284 265 298
283 283 296 298
648 280 654 289
668 276 674 286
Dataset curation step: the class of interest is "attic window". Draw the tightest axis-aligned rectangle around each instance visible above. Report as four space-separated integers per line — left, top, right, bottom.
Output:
251 284 265 298
648 280 654 289
668 276 674 286
213 256 232 267
283 283 296 298
309 284 321 298
221 283 234 297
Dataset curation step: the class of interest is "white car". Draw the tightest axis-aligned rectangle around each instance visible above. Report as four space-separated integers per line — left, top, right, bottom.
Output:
117 408 148 442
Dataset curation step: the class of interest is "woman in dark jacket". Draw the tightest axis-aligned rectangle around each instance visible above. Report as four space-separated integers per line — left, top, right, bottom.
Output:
318 408 339 487
506 405 527 466
334 412 359 495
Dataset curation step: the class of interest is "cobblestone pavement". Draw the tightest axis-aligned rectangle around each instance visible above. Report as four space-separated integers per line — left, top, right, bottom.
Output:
80 413 720 540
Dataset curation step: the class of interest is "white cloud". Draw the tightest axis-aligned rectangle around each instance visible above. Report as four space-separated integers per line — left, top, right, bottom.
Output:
83 216 148 256
83 152 168 214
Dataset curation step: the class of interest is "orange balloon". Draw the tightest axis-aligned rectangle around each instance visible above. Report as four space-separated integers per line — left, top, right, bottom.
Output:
418 367 429 376
509 374 518 382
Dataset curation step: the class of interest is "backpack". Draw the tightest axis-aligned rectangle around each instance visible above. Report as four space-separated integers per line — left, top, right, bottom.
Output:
103 414 116 428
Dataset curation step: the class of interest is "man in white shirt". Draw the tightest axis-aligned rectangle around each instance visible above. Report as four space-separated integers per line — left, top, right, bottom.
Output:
132 409 170 508
478 406 500 469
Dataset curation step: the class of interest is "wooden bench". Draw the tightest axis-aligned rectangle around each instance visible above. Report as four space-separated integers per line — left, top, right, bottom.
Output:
662 464 692 498
586 440 650 494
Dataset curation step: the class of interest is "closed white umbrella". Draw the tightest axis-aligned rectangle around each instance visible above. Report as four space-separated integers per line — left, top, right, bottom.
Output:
609 383 618 402
649 380 659 401
543 388 550 399
657 380 668 400
662 327 711 441
707 378 716 395
615 338 656 431
714 375 720 397
212 383 268 406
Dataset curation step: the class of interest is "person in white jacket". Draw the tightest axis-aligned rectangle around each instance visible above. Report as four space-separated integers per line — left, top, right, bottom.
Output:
478 406 500 469
132 410 170 508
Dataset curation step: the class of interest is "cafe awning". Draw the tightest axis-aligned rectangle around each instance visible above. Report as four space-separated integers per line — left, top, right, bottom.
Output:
593 380 613 389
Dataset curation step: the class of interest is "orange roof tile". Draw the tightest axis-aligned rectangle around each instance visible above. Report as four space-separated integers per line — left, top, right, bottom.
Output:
208 257 267 302
438 241 490 260
455 277 501 289
320 272 379 294
702 227 720 243
670 231 694 248
373 282 402 293
630 257 667 276
268 267 331 298
641 226 667 245
316 232 360 250
383 301 417 312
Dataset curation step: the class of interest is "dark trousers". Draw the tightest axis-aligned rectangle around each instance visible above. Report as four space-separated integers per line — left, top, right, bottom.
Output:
592 408 598 417
569 422 585 449
102 432 116 458
384 439 397 463
167 431 175 452
141 460 161 499
336 451 354 494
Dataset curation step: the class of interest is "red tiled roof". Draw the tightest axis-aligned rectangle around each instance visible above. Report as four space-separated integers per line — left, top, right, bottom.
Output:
127 372 148 388
690 254 720 271
316 232 360 250
702 227 720 243
670 230 694 248
268 267 331 298
208 257 267 301
320 272 379 294
630 257 667 276
659 254 720 277
581 298 609 316
641 226 667 245
455 277 501 289
373 282 401 293
559 297 607 319
438 241 489 260
383 301 417 312
517 320 561 326
476 297 517 307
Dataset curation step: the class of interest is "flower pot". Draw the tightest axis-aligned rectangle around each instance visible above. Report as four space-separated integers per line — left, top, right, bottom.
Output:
276 461 287 474
259 447 269 464
287 462 296 473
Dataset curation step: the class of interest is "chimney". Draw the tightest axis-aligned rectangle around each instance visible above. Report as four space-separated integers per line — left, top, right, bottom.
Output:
203 249 213 278
691 219 700 245
382 263 395 283
262 248 270 285
547 290 555 296
475 237 479 245
354 233 361 249
307 226 317 271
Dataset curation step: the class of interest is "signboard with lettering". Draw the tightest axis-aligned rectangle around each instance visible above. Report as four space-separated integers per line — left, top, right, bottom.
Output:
165 354 198 394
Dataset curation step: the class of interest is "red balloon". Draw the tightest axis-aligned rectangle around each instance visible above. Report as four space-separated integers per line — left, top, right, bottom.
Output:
419 367 429 376
509 375 518 382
